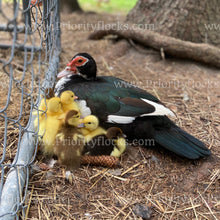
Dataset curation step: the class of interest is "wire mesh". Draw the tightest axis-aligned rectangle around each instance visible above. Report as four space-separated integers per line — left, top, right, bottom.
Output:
0 0 60 219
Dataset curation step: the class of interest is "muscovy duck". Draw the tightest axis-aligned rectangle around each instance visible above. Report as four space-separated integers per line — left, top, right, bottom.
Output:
54 53 211 159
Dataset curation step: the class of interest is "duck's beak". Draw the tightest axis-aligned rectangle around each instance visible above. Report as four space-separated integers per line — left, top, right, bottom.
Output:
74 96 78 100
122 134 127 138
57 66 77 79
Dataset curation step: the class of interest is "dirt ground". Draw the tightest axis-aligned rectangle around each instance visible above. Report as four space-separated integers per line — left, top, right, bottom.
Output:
1 10 220 219
25 12 220 219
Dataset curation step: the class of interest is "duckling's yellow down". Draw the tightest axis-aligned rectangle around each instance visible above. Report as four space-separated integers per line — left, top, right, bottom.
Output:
42 97 65 156
80 115 106 143
60 90 79 112
34 98 49 137
110 137 126 157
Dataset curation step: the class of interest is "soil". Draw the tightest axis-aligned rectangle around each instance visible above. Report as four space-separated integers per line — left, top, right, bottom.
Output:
1 10 220 220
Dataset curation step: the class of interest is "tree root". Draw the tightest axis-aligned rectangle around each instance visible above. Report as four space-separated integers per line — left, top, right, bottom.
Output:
89 23 220 68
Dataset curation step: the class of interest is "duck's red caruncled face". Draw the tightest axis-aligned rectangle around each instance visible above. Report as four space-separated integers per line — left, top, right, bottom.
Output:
57 56 89 78
67 56 89 68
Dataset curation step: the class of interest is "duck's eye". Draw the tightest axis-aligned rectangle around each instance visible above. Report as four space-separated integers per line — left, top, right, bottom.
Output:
88 122 92 124
71 95 74 98
78 59 83 63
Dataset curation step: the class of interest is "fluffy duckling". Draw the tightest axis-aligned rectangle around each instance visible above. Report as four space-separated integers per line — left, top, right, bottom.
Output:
38 98 48 112
82 126 126 157
60 90 91 118
82 133 114 156
34 87 55 117
79 115 126 157
53 110 84 170
34 87 55 134
79 115 106 142
34 98 48 137
42 97 65 156
107 127 126 157
60 90 79 113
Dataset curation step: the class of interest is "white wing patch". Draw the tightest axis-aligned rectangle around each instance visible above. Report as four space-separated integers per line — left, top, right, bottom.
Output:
107 98 175 124
107 115 135 124
54 76 71 96
76 100 91 118
140 98 175 117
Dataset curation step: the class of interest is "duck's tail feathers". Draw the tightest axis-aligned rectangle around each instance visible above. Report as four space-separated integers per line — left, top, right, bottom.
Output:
154 126 211 159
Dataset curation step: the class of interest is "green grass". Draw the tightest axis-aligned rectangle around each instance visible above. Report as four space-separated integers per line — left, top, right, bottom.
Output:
2 0 137 15
78 0 138 14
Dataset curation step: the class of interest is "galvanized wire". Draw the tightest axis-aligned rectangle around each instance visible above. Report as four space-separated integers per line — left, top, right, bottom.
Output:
0 0 60 219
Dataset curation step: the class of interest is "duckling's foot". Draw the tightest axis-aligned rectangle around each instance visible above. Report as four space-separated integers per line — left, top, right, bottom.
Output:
39 163 49 171
65 170 74 184
38 159 57 171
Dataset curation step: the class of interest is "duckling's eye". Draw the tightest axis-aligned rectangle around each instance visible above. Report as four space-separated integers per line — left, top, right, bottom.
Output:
78 59 83 63
71 95 74 98
88 122 92 124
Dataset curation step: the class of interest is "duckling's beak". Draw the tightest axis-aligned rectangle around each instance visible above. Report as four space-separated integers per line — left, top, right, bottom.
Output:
57 66 77 79
77 123 85 128
122 134 127 138
74 96 78 100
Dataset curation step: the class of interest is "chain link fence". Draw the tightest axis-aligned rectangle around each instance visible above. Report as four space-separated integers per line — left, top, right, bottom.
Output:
0 0 60 219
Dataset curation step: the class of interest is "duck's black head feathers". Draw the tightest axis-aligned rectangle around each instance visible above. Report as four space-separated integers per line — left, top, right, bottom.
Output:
72 53 97 79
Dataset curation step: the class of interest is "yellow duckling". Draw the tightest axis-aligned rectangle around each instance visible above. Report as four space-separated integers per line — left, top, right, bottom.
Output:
60 90 79 113
82 126 126 158
54 110 84 170
79 115 106 143
42 97 65 156
79 115 126 157
33 87 55 120
38 98 48 112
107 127 126 158
34 98 49 136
